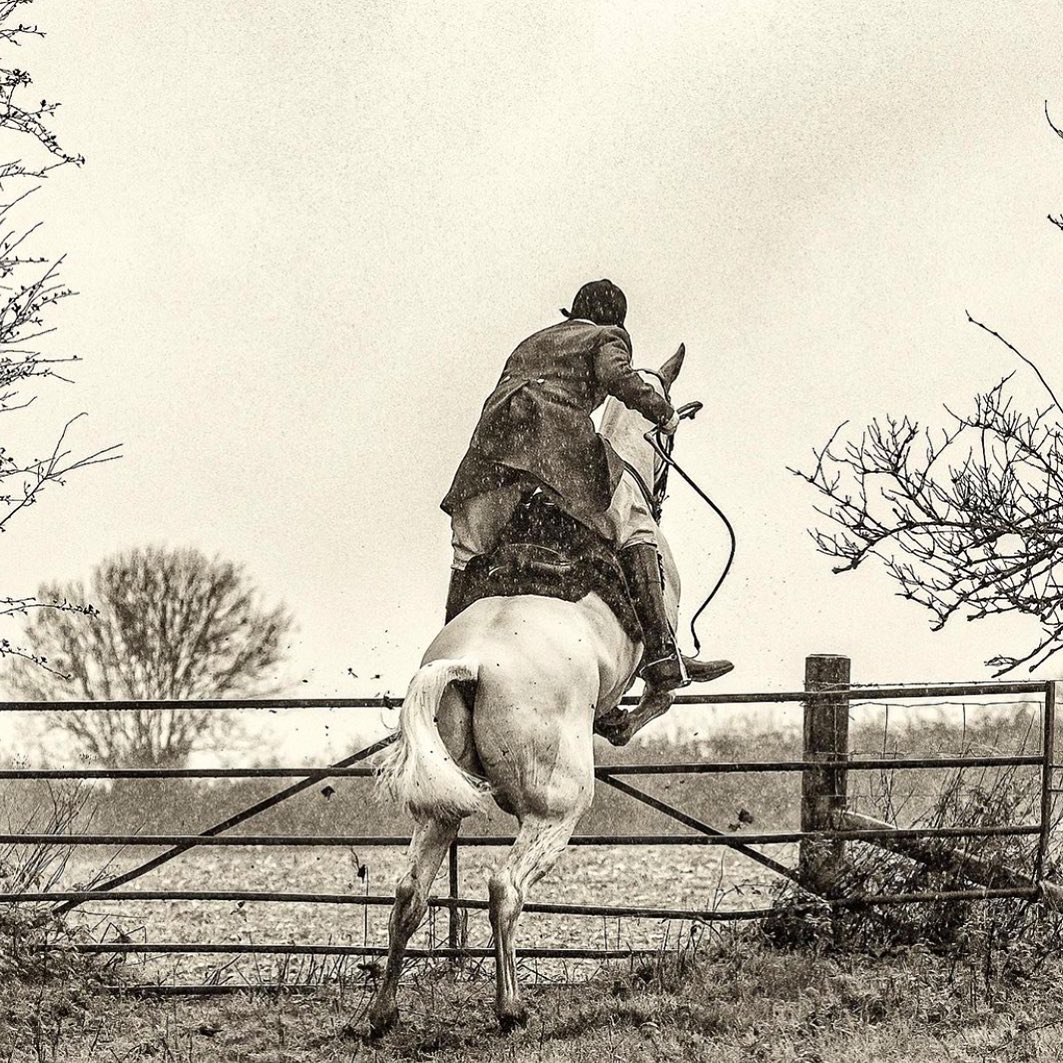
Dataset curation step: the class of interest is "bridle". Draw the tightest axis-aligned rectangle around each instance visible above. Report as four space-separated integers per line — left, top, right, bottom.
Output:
619 369 675 523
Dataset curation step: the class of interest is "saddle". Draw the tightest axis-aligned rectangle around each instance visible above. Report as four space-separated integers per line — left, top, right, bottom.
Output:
455 494 642 642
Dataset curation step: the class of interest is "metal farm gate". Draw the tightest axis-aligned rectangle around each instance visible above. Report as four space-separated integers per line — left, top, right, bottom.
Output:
0 654 1059 992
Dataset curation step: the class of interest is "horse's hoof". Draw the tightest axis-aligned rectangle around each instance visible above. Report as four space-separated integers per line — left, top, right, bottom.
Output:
599 725 633 747
593 712 633 746
498 1005 529 1034
367 1007 397 1040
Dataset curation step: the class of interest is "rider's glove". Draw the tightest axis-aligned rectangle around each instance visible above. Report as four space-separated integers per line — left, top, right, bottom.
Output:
660 412 680 436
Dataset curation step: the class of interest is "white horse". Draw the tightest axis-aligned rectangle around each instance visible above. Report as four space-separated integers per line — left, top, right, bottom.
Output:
369 348 707 1033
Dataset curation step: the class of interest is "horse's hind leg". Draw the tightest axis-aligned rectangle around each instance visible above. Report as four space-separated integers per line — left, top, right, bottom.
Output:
368 816 458 1037
489 812 582 1031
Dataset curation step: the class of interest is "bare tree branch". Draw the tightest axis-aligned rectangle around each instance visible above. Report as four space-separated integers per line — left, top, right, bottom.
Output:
793 376 1063 675
1046 100 1063 143
0 2 123 674
965 311 1060 411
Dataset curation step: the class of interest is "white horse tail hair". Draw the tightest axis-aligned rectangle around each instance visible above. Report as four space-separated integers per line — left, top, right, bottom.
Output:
375 657 490 821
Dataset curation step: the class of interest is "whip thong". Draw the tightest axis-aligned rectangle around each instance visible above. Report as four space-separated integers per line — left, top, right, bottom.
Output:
646 402 736 656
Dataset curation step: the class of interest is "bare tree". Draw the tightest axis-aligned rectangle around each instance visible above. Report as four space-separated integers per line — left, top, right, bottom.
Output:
792 372 1063 674
792 105 1063 676
0 2 119 673
7 547 293 767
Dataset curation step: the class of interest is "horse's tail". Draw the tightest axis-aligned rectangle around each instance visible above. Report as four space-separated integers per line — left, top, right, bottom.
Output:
375 657 490 821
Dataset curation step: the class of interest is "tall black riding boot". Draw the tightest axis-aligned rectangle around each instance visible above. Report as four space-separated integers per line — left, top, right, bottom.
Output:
445 567 470 624
619 543 734 692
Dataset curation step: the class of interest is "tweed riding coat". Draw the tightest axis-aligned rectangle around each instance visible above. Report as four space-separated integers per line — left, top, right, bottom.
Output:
441 319 675 521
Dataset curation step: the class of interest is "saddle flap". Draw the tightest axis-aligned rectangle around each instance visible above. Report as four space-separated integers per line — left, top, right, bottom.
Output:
456 495 642 641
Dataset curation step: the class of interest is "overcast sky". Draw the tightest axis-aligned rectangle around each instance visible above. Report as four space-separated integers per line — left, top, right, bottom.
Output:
5 2 1063 748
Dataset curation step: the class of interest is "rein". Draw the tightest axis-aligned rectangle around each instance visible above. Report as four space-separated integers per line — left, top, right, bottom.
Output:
621 368 676 523
645 402 737 656
618 457 662 522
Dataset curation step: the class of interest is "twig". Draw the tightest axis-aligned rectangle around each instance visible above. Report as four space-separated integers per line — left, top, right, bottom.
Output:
966 311 1061 411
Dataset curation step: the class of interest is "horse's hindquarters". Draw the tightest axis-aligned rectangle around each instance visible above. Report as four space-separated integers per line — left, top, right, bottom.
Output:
473 663 597 821
424 594 634 820
372 593 638 1035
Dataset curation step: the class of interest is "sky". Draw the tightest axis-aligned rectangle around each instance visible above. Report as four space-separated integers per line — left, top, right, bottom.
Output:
3 1 1063 751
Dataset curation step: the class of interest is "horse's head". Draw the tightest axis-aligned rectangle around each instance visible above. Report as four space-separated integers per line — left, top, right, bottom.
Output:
599 343 688 520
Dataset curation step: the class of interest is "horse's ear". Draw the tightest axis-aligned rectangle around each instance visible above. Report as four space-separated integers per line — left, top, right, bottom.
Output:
658 343 685 389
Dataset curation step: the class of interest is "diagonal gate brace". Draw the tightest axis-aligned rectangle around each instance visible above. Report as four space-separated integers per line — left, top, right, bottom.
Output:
596 772 828 902
53 733 398 916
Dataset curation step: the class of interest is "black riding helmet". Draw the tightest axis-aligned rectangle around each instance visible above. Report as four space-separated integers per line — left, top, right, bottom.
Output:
561 279 627 328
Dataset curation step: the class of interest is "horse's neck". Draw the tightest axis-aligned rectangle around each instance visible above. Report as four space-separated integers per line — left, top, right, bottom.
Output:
597 372 681 626
599 393 657 488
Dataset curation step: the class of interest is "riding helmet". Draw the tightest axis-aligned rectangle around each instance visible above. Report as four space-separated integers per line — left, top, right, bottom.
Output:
561 279 627 328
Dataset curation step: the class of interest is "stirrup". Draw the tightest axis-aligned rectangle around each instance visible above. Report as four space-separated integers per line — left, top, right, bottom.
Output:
639 650 691 692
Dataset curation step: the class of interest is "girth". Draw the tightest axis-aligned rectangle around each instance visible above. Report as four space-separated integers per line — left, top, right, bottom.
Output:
487 542 575 580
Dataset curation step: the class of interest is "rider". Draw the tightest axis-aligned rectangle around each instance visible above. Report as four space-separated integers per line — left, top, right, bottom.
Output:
441 279 715 694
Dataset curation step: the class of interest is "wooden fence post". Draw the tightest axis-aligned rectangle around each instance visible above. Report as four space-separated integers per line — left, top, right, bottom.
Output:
800 654 851 895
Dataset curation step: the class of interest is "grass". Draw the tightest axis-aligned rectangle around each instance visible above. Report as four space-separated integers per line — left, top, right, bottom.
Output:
1 938 1063 1061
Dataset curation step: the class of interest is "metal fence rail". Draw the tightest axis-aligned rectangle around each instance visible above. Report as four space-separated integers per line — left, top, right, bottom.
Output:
1 681 1047 713
1 662 1057 989
0 825 1043 847
4 885 1040 916
0 753 1048 779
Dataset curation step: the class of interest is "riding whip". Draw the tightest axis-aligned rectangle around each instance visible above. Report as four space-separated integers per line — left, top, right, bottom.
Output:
646 402 737 656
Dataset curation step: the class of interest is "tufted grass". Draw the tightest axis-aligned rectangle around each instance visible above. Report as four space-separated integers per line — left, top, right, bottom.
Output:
2 936 1062 1062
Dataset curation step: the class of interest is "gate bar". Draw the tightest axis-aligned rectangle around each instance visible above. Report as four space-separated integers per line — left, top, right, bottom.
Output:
447 840 461 949
53 733 398 916
48 882 1045 961
0 753 1044 780
597 773 802 886
7 885 1039 916
1036 681 1059 882
51 943 680 959
2 889 778 919
19 825 1044 847
2 679 1045 713
596 755 1044 775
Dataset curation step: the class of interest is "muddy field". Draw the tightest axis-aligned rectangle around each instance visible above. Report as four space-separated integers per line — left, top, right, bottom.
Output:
57 839 794 987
